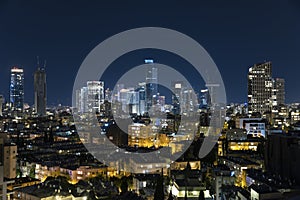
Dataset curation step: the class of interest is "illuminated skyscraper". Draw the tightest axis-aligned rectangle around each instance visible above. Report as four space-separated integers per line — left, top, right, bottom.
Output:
248 62 285 115
274 78 285 106
137 82 146 115
199 88 210 109
182 88 196 116
80 86 88 113
119 87 136 114
172 81 184 115
145 59 158 112
10 67 24 111
87 81 104 113
75 89 81 112
247 62 273 114
34 65 47 116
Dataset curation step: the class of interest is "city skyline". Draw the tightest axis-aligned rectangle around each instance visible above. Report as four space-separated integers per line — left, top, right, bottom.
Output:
0 1 299 105
2 1 300 200
0 59 293 108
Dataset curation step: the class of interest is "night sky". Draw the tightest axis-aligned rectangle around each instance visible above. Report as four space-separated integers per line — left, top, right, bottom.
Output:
0 0 299 106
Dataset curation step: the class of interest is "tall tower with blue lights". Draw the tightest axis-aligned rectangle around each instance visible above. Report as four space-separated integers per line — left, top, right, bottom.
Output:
145 59 158 113
10 67 24 112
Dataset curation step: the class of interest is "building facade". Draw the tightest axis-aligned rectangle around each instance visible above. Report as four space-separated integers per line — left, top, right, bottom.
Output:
247 62 273 115
3 145 17 179
87 81 104 113
34 67 47 116
0 138 7 200
145 59 158 113
247 62 285 115
10 67 24 111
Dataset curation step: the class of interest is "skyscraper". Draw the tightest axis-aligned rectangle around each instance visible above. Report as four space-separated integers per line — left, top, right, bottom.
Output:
199 88 210 109
145 59 158 113
274 78 285 106
34 66 47 116
137 82 146 115
80 86 88 113
247 62 273 115
0 95 4 116
87 81 104 113
172 81 184 115
182 88 196 116
75 89 81 112
10 67 24 111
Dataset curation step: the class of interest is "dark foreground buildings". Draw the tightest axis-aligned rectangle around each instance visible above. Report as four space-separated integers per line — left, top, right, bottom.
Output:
265 132 300 185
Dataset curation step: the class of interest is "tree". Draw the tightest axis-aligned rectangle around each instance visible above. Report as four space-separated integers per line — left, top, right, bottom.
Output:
29 165 35 178
16 168 22 178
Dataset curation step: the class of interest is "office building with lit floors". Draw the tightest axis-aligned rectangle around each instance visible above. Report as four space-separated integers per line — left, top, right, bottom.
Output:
87 81 104 113
272 78 285 106
145 59 158 113
247 61 285 116
171 81 184 115
247 62 273 115
10 67 24 112
128 123 157 148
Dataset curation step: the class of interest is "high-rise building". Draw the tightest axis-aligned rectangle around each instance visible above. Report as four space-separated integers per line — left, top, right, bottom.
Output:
247 62 273 114
0 95 4 116
156 95 165 112
137 82 146 115
172 81 184 115
113 84 125 102
274 78 285 106
182 88 196 116
34 66 47 116
119 87 136 114
87 81 104 113
199 88 210 109
10 67 24 111
76 82 103 114
80 87 88 113
75 89 81 112
105 88 112 102
145 59 158 112
248 62 285 115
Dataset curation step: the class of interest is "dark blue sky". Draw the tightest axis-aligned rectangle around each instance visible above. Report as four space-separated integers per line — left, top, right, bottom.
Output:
0 0 299 106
